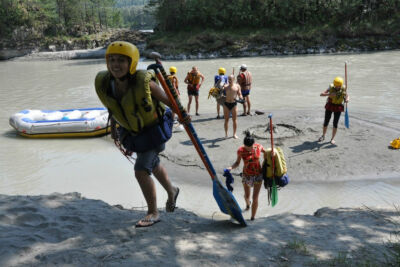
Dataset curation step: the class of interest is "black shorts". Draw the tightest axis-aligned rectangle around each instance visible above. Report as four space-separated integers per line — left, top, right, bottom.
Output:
187 90 199 96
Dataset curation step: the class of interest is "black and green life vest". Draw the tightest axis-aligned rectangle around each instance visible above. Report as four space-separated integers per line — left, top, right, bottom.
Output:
95 70 165 134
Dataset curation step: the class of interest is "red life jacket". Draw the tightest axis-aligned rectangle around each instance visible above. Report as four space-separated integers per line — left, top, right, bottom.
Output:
237 71 252 90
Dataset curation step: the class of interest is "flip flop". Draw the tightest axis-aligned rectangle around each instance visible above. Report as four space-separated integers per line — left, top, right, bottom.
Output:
318 136 325 142
166 187 180 212
135 217 161 228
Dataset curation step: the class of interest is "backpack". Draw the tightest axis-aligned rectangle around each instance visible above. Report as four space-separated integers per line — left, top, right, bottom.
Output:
262 147 289 188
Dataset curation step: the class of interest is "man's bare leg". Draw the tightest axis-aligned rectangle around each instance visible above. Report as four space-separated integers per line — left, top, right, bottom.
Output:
232 106 238 139
187 95 193 114
223 105 230 138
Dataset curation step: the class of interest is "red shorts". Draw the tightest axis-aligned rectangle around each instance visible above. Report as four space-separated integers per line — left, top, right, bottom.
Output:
325 102 344 112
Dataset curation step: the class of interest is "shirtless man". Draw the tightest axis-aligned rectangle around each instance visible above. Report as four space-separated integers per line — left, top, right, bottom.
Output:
223 75 243 139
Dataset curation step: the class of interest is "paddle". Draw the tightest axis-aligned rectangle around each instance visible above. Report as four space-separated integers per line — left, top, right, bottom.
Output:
268 114 278 207
344 62 350 129
147 52 246 226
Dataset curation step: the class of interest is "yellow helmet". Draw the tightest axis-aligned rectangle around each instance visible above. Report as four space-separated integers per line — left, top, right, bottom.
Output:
391 138 400 149
218 67 226 75
105 41 139 75
333 76 344 87
169 66 177 73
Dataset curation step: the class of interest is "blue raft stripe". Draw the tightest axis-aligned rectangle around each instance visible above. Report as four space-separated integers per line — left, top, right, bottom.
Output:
58 107 107 112
22 117 96 123
18 107 107 114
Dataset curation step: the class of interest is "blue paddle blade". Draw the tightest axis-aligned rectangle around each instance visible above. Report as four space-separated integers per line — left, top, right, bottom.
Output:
345 107 350 128
213 178 247 226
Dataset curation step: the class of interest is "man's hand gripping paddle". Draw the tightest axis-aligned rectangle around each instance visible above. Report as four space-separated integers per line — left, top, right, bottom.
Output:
344 62 350 129
147 52 246 226
268 114 278 207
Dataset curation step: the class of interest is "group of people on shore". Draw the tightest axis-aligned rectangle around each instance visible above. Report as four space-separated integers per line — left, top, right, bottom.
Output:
95 41 349 227
167 64 253 138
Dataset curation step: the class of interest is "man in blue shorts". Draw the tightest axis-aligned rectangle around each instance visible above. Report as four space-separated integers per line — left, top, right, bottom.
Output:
237 64 253 116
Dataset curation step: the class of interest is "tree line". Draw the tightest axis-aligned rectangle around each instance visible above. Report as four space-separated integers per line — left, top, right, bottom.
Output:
1 0 399 41
0 0 153 39
150 0 400 34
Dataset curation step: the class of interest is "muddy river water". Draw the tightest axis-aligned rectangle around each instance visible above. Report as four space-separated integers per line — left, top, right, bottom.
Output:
0 51 399 218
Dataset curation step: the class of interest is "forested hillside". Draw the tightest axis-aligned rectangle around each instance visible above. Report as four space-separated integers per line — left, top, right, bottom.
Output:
1 0 400 58
0 0 152 40
146 0 400 56
151 0 400 33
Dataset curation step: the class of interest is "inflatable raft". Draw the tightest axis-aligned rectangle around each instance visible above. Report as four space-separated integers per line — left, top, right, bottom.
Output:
9 108 110 138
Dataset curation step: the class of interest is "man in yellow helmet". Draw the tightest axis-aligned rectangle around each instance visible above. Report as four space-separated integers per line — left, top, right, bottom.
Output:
167 66 179 121
319 76 349 145
95 41 181 227
214 67 228 119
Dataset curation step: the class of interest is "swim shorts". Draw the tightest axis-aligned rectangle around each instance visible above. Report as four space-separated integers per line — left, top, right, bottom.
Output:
242 173 263 187
135 143 165 174
241 89 250 97
224 101 237 110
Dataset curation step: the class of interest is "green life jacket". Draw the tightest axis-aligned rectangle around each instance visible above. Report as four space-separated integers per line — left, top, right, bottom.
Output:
95 70 165 134
328 84 347 105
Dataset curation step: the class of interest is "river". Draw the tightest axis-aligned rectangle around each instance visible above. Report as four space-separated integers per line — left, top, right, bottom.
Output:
1 51 399 218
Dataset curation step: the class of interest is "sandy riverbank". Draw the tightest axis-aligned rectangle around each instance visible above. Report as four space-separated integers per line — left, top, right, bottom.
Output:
1 109 399 266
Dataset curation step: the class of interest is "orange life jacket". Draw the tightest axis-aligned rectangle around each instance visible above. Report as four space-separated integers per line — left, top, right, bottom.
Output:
186 72 202 85
167 75 178 90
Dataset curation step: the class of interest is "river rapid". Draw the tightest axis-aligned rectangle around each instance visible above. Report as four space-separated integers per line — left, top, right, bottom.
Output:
1 51 399 218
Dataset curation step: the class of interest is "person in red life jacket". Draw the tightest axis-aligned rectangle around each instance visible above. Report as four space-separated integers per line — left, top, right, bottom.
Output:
319 76 349 145
184 66 205 116
227 131 265 220
95 41 187 227
237 64 253 116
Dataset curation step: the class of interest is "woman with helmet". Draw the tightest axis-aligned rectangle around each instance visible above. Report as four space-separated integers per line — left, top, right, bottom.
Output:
319 76 349 145
214 67 228 119
95 41 181 227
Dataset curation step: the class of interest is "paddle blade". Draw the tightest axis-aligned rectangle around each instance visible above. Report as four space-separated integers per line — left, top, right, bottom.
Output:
213 178 247 226
271 179 278 207
344 107 350 128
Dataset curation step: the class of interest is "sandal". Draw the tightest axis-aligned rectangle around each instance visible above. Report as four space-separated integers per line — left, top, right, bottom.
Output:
318 136 325 142
166 187 180 212
135 216 160 228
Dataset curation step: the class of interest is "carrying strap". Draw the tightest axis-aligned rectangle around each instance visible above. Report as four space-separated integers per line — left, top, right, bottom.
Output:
108 80 136 164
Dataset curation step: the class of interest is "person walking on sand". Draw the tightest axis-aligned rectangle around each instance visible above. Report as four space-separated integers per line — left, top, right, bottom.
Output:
184 66 204 116
227 131 264 220
95 41 184 227
237 64 252 116
167 67 180 119
214 67 228 119
168 66 184 132
319 76 349 145
223 75 243 139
